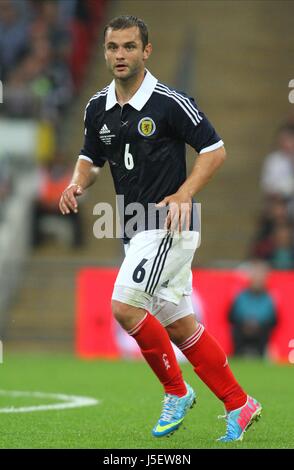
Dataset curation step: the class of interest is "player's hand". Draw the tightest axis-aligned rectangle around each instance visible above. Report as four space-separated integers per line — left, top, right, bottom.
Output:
59 183 83 215
155 189 192 232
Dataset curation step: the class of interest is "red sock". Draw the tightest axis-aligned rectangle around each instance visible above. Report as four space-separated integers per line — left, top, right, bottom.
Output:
179 324 247 411
128 312 187 397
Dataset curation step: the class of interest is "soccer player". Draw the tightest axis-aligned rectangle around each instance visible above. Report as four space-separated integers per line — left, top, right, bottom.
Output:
59 16 262 442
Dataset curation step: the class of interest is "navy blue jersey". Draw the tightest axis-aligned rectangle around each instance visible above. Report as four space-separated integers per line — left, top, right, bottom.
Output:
79 70 223 241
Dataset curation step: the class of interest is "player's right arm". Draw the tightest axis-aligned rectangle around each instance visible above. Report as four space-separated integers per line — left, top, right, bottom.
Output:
60 96 106 215
59 159 100 215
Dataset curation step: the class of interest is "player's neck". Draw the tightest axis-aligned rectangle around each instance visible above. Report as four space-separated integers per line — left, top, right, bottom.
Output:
115 69 146 107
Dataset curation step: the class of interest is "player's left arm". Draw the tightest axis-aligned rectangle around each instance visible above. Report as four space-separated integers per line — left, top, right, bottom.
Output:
157 96 226 231
178 145 226 196
157 146 226 230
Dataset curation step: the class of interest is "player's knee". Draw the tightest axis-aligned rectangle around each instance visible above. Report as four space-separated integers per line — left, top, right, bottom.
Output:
111 300 130 324
111 300 144 331
166 315 198 345
165 322 183 344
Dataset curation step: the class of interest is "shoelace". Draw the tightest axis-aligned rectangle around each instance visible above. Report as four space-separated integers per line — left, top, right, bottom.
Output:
218 413 237 439
160 395 179 422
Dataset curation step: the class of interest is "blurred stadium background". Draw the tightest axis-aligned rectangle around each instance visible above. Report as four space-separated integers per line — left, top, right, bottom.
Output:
1 0 294 449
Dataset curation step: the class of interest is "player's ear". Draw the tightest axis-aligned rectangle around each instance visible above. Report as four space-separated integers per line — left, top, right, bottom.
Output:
143 43 152 60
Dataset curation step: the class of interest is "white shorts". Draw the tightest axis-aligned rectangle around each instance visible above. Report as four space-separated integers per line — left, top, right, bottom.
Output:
112 230 199 326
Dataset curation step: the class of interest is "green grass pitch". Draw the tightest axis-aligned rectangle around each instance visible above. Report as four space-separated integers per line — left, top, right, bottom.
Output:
0 353 293 449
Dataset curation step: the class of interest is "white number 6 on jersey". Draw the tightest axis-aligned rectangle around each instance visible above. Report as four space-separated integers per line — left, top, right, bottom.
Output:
124 143 134 170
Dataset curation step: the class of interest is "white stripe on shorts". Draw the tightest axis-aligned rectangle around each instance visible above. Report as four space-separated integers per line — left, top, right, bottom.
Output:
145 232 173 296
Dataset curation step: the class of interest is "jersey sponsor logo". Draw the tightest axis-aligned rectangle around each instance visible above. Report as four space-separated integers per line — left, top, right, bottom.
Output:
138 117 156 137
99 124 110 134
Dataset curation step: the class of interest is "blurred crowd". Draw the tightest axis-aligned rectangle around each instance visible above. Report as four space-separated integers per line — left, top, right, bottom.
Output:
250 120 294 269
229 260 277 358
230 118 294 358
32 151 83 247
0 155 12 220
0 0 106 246
0 0 105 120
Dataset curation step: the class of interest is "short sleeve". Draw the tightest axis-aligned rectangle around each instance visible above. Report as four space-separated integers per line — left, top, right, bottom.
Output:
79 100 106 167
168 93 224 154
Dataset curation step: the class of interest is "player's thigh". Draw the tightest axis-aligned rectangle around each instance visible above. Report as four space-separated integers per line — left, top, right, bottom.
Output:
152 231 199 305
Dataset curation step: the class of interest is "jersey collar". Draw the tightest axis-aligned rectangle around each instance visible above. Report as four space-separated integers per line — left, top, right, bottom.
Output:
105 69 158 111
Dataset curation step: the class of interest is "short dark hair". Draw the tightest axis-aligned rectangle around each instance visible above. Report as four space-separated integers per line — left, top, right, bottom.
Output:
103 15 149 49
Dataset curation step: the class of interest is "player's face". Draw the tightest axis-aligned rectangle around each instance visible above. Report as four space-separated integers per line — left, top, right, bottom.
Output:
104 26 152 81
